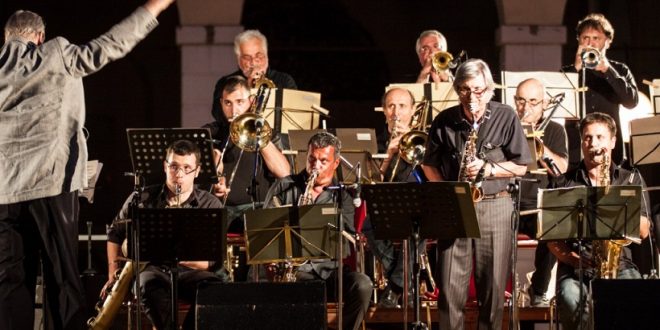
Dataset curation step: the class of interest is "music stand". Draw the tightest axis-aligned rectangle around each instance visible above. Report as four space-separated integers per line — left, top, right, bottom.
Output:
362 182 480 330
126 128 219 186
129 208 225 329
243 204 339 265
629 116 660 166
260 88 323 134
537 185 642 330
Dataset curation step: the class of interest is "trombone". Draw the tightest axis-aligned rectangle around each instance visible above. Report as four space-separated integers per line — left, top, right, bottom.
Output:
388 98 431 182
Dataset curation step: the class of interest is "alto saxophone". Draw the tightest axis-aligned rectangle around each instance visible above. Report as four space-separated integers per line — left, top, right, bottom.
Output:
458 129 484 202
298 170 319 206
591 150 630 279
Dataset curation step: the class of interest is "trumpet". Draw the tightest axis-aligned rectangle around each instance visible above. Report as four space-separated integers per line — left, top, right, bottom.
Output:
581 47 601 69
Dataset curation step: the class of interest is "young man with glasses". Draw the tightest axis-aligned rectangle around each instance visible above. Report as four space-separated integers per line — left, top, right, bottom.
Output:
105 140 223 329
422 59 531 329
514 78 568 307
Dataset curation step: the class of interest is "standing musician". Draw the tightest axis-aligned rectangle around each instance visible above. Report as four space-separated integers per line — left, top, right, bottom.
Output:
263 132 372 330
562 13 638 168
367 87 428 308
415 29 453 83
548 113 650 330
0 0 174 328
205 75 290 234
422 59 531 330
211 29 297 123
105 140 223 330
514 78 568 307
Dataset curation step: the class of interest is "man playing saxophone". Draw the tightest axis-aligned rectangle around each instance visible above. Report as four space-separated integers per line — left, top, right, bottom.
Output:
104 140 223 330
263 132 372 330
548 112 651 330
422 59 531 330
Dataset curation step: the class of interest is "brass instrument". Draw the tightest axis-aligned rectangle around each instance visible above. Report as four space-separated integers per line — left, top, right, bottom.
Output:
87 261 134 330
298 169 319 206
592 150 630 279
581 47 601 69
388 99 431 182
458 129 484 202
432 51 460 72
251 71 276 89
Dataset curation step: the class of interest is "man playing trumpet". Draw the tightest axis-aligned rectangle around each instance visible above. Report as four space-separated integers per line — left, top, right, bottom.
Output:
415 30 453 83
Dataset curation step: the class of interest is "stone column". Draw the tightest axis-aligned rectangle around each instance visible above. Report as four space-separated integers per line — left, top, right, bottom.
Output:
176 1 244 127
495 0 567 71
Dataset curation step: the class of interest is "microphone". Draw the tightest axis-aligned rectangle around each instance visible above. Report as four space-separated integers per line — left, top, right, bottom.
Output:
353 163 362 208
542 156 563 176
323 183 359 191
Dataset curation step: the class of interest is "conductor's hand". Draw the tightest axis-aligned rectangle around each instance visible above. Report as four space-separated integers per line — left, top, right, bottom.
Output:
144 0 175 17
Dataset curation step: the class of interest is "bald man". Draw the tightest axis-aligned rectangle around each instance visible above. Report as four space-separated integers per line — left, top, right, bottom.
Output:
514 78 568 306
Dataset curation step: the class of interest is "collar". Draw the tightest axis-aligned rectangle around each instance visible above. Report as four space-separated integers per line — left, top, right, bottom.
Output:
156 185 200 208
574 161 618 186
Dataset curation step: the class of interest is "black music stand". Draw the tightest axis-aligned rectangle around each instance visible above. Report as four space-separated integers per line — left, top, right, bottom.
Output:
243 204 338 265
362 182 480 330
129 208 225 329
537 185 642 330
126 128 219 186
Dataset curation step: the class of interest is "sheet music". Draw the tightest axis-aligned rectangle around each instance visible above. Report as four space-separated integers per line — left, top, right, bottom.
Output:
81 160 103 203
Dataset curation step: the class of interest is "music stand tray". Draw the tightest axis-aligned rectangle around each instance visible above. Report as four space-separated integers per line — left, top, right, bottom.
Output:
126 128 218 186
362 182 480 240
129 208 226 264
537 186 642 241
243 204 339 265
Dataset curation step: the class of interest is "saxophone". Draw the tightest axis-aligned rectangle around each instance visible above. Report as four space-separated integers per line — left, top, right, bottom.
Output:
458 129 484 202
298 170 319 206
87 260 134 329
591 150 630 279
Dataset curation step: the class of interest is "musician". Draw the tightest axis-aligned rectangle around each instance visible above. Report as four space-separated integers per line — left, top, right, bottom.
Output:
415 29 452 83
205 75 290 234
422 59 531 330
0 1 174 328
548 112 650 330
106 140 223 330
211 29 297 123
263 132 372 330
514 78 568 307
367 87 427 307
562 13 638 168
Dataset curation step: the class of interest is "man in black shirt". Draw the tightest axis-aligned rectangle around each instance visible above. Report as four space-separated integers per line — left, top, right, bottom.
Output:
548 113 650 329
205 75 290 234
562 13 638 168
514 78 569 307
105 140 223 330
263 132 372 330
211 29 297 123
422 59 531 330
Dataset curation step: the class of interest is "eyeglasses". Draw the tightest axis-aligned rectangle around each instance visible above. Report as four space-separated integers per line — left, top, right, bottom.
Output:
239 53 266 63
166 161 198 175
513 96 543 107
457 87 488 98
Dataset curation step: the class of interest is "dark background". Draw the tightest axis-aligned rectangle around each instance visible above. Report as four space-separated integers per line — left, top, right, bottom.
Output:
2 0 659 293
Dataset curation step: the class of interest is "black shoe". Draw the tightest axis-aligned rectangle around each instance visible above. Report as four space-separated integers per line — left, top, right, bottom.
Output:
377 287 401 308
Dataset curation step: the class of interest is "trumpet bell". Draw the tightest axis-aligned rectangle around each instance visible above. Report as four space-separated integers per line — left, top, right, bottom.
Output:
398 130 428 164
432 51 455 72
581 48 601 69
229 113 273 152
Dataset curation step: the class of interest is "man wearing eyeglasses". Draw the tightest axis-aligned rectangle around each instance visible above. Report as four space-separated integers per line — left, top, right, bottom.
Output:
415 29 453 83
105 140 223 330
211 29 297 122
514 78 568 308
422 59 531 329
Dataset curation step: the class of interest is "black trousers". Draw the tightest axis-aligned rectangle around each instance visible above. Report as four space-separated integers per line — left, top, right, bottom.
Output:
0 191 86 330
139 264 222 330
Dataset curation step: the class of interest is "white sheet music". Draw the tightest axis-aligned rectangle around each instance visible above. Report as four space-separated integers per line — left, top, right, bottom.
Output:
81 160 103 203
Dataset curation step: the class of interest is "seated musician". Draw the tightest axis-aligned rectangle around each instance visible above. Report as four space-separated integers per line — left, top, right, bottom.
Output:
104 140 223 330
367 87 429 308
548 112 651 329
205 75 290 235
263 132 372 330
514 78 568 307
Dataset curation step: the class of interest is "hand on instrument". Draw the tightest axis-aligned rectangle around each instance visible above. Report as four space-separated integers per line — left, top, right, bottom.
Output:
212 176 230 199
416 56 450 83
100 278 116 300
574 45 610 73
386 121 410 157
213 148 224 174
466 158 487 181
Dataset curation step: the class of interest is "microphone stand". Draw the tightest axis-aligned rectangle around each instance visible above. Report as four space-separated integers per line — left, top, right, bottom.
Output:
507 177 522 330
330 185 345 330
